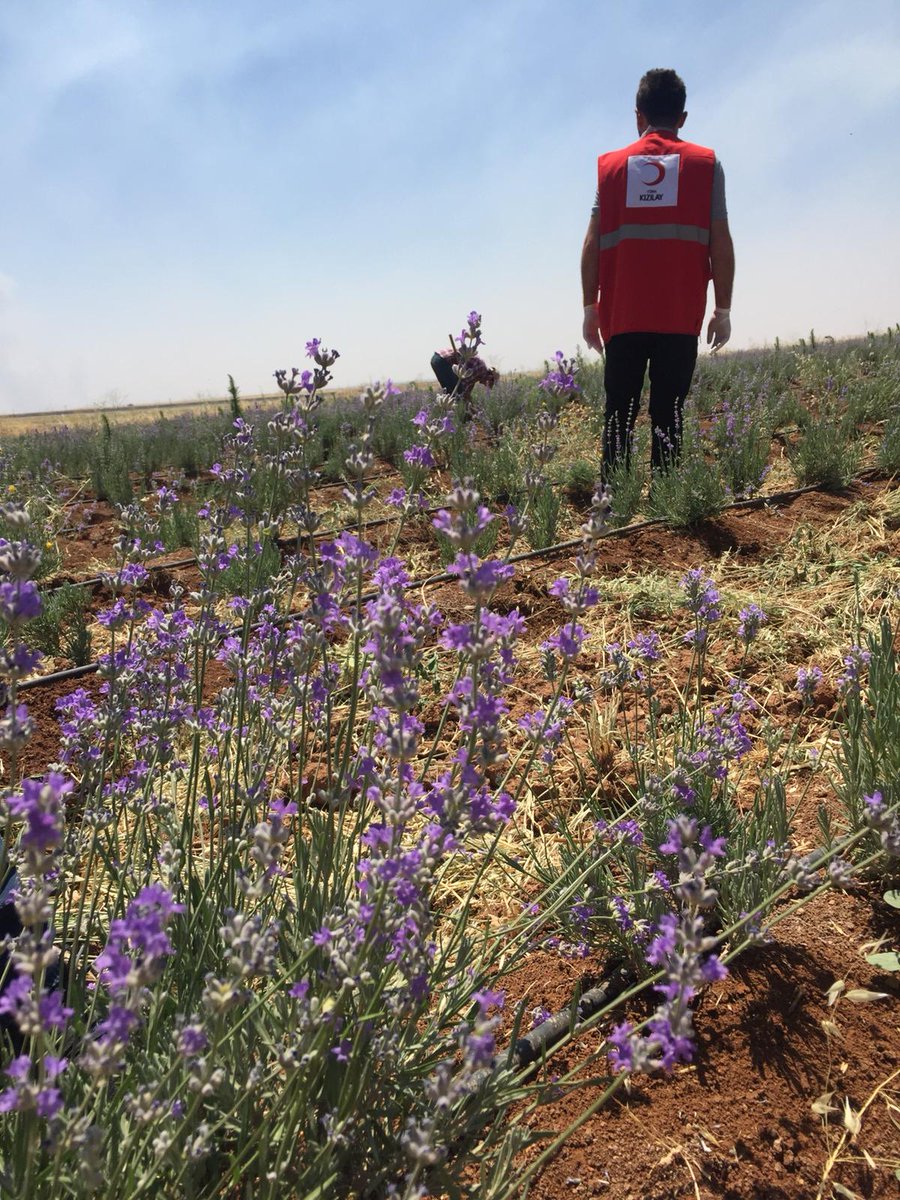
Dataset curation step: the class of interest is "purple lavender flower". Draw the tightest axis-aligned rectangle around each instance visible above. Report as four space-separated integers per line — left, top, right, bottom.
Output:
627 631 661 662
330 1039 351 1064
0 642 42 681
0 1054 67 1119
176 1024 209 1058
541 623 586 661
155 485 178 513
827 858 853 888
689 709 752 780
473 989 505 1013
736 603 767 644
0 972 73 1043
680 569 720 619
0 579 41 624
530 1005 552 1029
549 576 600 616
680 571 721 648
539 351 580 398
518 702 572 763
455 989 504 1072
0 537 42 583
599 641 638 689
595 818 644 846
864 790 884 814
403 445 436 470
837 645 871 698
608 818 728 1075
95 884 183 995
795 665 823 705
863 791 900 856
610 895 634 933
5 772 70 857
432 494 494 552
448 553 513 599
658 816 727 908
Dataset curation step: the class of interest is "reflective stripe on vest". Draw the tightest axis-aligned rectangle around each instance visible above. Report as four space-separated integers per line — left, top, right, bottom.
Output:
599 223 710 251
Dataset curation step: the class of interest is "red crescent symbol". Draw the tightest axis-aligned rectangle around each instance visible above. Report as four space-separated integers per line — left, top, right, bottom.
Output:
640 160 666 186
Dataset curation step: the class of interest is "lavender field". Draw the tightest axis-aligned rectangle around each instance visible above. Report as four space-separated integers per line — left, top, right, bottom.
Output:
0 317 898 1199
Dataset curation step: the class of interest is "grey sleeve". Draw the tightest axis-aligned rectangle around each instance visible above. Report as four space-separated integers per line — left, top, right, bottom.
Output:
712 159 727 221
591 186 600 218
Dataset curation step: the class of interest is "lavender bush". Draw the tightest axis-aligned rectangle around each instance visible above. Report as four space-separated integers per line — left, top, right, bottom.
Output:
710 378 773 498
879 406 900 474
788 394 862 489
646 401 726 527
0 325 598 1197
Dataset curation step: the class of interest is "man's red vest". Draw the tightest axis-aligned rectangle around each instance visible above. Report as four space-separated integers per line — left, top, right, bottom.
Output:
596 131 715 342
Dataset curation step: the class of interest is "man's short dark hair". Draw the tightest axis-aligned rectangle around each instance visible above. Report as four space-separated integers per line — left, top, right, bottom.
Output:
636 68 686 126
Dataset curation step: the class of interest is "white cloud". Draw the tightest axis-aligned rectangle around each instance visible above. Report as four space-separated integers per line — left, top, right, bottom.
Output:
0 2 142 153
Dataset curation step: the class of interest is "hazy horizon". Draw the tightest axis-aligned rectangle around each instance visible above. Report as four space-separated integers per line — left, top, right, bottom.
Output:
4 324 894 425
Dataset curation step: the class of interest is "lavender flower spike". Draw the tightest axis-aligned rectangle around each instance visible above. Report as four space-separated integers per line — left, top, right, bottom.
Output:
609 817 727 1075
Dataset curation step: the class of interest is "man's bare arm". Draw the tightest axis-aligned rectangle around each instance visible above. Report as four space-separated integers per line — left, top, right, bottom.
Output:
706 218 734 350
581 212 601 307
709 218 734 310
581 212 603 351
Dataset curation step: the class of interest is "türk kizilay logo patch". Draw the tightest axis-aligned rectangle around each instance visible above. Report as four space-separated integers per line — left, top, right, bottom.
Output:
626 154 679 208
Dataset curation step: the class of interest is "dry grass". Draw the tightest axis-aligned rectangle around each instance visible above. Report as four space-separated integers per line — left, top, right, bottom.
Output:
0 379 435 438
0 395 266 437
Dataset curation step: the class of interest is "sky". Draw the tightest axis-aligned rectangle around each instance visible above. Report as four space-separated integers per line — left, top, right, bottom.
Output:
1 0 899 414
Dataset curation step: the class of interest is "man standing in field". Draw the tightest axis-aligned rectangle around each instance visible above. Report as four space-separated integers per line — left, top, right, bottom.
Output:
581 68 735 474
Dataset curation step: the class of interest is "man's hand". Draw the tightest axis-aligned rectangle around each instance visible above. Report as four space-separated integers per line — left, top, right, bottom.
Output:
583 304 603 353
706 308 731 353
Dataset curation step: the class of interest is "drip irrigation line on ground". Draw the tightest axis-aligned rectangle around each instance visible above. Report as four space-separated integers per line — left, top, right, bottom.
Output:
52 470 397 534
39 464 889 598
358 468 885 601
17 468 893 694
510 964 635 1069
53 465 395 490
44 503 446 597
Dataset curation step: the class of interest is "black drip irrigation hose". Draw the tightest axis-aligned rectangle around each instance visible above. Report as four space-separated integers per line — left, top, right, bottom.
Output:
19 661 101 690
42 465 890 599
18 468 893 694
511 963 635 1069
51 468 400 546
54 466 395 491
44 503 447 597
359 466 887 600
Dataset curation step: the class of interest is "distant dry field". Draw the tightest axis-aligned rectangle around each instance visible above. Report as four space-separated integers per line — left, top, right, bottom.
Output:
0 380 435 436
1 332 899 1199
0 395 263 435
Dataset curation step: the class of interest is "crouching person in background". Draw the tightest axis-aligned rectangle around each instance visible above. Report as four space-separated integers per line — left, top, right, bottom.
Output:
431 338 499 418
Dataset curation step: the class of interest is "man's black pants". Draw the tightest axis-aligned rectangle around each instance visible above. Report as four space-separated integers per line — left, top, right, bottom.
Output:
602 332 698 474
431 353 459 396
